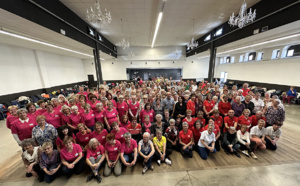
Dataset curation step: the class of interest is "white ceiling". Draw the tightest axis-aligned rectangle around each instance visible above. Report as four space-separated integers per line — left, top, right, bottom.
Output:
60 0 260 47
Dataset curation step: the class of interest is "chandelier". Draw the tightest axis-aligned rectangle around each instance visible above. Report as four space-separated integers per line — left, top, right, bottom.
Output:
86 0 112 27
187 19 198 50
228 0 256 28
116 19 130 49
128 51 136 58
173 49 182 56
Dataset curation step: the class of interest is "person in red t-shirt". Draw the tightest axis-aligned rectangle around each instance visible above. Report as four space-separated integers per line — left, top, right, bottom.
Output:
182 110 197 130
91 122 108 146
223 110 238 133
241 83 250 97
179 122 193 158
203 93 215 120
250 111 266 129
192 120 205 153
218 95 232 117
237 109 252 131
86 138 105 183
187 94 196 116
6 105 19 129
211 110 223 129
117 95 129 119
127 117 142 142
196 111 206 127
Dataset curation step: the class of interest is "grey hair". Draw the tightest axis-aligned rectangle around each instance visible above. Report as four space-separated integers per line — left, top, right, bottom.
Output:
17 108 27 115
274 99 281 104
156 114 162 119
265 92 270 96
182 122 188 127
124 132 131 138
101 97 108 101
71 105 78 110
169 119 175 124
89 138 100 148
208 123 215 129
96 102 103 107
256 111 263 114
61 105 70 113
42 142 53 150
21 138 35 149
58 94 65 99
51 98 58 102
272 95 279 99
236 96 241 100
238 89 243 93
143 132 150 138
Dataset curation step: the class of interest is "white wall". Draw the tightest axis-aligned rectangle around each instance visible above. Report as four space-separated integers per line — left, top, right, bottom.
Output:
83 59 209 81
0 43 87 96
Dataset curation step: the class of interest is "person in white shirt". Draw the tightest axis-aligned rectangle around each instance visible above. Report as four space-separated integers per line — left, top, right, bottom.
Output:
250 119 266 151
198 123 216 160
265 121 282 150
251 93 264 114
237 125 257 159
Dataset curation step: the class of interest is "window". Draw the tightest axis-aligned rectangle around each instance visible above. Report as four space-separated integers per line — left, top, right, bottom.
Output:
98 35 103 42
226 56 231 63
248 52 256 61
244 53 249 62
257 52 264 61
286 44 300 57
88 27 95 36
271 49 280 59
220 58 224 64
231 56 235 63
239 55 244 62
214 28 223 37
287 49 294 57
204 34 211 41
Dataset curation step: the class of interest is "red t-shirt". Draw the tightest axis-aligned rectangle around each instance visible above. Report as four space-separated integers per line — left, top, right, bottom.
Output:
203 100 215 113
82 111 95 128
238 115 252 130
60 143 82 162
129 102 139 117
43 111 62 128
94 110 105 124
119 121 131 129
76 131 92 147
204 124 220 136
35 109 47 116
192 127 205 144
250 115 266 128
182 117 197 130
104 108 118 126
127 124 142 135
91 129 108 145
179 130 193 144
140 109 155 123
105 140 121 161
117 101 129 119
6 115 18 129
242 88 250 97
187 100 196 115
218 101 232 115
223 116 238 132
56 133 76 149
111 127 128 144
86 144 105 159
69 113 83 128
11 118 37 141
211 115 223 128
121 139 137 154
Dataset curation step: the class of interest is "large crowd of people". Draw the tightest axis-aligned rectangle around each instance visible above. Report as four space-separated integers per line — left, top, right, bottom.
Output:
6 79 286 183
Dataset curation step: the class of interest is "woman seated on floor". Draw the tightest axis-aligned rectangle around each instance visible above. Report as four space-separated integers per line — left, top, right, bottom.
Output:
198 123 216 160
250 119 266 151
21 139 43 181
153 129 172 166
265 121 282 150
39 142 61 183
236 125 257 159
86 138 105 183
120 132 138 168
221 127 241 158
56 125 76 151
138 132 155 174
165 119 179 152
179 122 193 158
60 136 84 178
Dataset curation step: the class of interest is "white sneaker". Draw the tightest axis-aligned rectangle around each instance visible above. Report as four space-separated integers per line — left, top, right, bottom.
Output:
157 160 161 166
242 150 249 157
165 158 172 166
142 166 148 174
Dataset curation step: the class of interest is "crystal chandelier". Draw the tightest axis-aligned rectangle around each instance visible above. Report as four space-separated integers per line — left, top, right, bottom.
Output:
173 49 182 56
86 0 112 27
187 19 198 50
128 51 136 58
228 0 256 28
116 19 130 49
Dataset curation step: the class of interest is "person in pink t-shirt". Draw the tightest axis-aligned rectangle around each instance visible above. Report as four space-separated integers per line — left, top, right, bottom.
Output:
128 95 140 120
88 95 99 113
106 93 117 108
120 132 138 167
35 100 47 116
111 122 128 144
56 125 76 151
94 103 105 124
26 103 37 121
60 136 84 177
91 121 108 146
51 98 62 113
116 95 129 119
82 104 96 131
77 86 88 99
76 123 92 152
43 103 62 129
60 105 71 126
6 105 19 129
139 103 155 124
69 106 83 131
77 99 86 114
86 138 105 183
104 133 122 177
119 115 131 129
104 101 119 131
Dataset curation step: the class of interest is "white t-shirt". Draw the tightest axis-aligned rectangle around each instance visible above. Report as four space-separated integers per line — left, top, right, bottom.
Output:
251 98 264 113
250 126 265 138
265 126 282 139
198 130 215 148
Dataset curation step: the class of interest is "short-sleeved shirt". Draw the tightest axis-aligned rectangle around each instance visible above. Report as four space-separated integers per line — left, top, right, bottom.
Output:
127 124 142 135
105 140 121 161
138 139 153 154
35 109 47 116
153 136 166 152
94 110 105 124
129 102 140 117
238 115 252 130
111 127 128 144
27 112 38 120
251 115 266 128
53 105 62 113
203 100 215 113
86 145 105 159
104 108 118 126
198 130 216 148
32 123 58 145
117 101 129 119
223 116 238 132
69 113 83 128
192 127 205 144
204 124 220 136
182 117 197 130
11 118 37 141
119 121 131 129
60 143 82 162
121 139 137 154
211 115 223 128
91 129 108 145
55 133 76 149
179 130 193 144
265 126 282 139
82 111 95 127
43 111 62 128
251 99 264 113
250 126 265 138
76 131 92 147
6 115 19 129
140 109 155 123
60 113 71 125
165 127 178 141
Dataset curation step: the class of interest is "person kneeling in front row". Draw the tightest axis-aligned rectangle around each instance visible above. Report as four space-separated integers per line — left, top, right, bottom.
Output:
120 132 138 168
153 129 172 166
221 127 241 158
179 122 193 158
265 121 282 150
104 133 122 177
138 132 155 174
198 123 216 160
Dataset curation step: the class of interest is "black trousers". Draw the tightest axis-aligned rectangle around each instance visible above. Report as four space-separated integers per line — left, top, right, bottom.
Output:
61 158 85 177
265 138 277 150
237 140 256 153
167 140 180 152
154 148 172 160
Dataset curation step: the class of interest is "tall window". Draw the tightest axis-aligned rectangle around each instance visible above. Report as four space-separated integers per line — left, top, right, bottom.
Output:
239 55 244 62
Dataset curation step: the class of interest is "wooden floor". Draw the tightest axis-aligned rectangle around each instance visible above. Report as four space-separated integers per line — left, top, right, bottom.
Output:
1 104 300 183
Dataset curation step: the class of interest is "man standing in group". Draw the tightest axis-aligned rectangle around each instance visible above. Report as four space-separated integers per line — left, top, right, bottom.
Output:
162 92 175 116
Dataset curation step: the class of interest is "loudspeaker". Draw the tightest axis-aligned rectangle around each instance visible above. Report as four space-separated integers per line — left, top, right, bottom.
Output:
88 75 96 87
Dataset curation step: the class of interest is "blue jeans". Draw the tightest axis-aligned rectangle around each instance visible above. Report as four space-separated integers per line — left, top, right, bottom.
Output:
140 149 153 168
123 153 138 163
198 144 216 160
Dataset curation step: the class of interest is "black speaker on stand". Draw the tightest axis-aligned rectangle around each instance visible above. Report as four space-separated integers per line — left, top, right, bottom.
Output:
88 75 96 87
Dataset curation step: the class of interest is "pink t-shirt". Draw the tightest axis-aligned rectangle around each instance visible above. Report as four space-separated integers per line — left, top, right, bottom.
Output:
104 108 118 126
94 110 105 124
129 102 139 117
11 118 37 141
121 139 137 154
60 143 82 162
6 115 18 129
76 131 92 147
56 133 76 149
86 145 105 159
78 106 85 114
35 109 47 116
111 127 128 144
89 101 100 113
91 129 108 145
105 140 121 161
53 105 62 113
69 113 83 128
43 111 62 128
119 120 131 129
140 109 155 123
60 113 71 125
117 101 129 119
27 112 38 120
82 111 95 128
